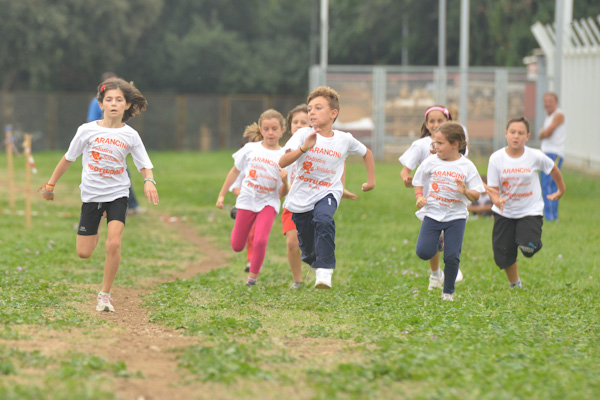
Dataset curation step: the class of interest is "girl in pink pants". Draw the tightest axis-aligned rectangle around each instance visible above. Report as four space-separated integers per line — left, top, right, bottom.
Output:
216 109 289 287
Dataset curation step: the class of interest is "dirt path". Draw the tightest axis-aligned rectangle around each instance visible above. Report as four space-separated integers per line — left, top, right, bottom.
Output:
10 218 230 400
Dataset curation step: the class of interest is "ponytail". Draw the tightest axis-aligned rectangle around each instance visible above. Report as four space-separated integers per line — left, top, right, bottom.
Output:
243 122 263 143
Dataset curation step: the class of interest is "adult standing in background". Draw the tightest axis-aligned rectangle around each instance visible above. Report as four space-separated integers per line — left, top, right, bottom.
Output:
87 72 145 215
539 92 566 221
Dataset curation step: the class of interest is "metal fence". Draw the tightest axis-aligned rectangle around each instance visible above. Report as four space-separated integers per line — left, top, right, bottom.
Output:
1 66 541 163
311 65 533 160
0 92 304 152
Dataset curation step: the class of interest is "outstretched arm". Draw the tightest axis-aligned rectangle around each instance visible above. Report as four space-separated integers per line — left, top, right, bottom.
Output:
39 156 72 200
216 166 241 209
140 168 159 205
361 148 376 192
546 165 566 200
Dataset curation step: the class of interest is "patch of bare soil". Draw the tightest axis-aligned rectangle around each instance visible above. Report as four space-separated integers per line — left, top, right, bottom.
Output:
5 217 362 400
6 217 230 400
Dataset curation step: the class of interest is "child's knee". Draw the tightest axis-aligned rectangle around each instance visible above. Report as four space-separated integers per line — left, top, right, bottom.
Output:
286 235 299 253
77 249 93 259
313 213 334 228
105 238 122 254
231 242 245 252
416 246 436 261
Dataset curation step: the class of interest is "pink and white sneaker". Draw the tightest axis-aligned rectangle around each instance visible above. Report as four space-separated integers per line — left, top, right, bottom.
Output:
96 293 115 312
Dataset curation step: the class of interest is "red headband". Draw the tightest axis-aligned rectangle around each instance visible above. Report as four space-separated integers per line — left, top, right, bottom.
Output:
425 106 449 120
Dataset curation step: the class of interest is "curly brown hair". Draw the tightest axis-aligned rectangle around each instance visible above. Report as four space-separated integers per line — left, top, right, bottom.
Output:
96 78 147 122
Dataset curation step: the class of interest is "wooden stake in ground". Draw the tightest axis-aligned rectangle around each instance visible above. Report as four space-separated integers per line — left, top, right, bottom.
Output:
5 124 15 208
23 133 33 228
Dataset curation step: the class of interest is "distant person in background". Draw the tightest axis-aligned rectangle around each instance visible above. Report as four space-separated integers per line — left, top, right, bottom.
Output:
87 72 145 215
538 92 566 221
468 175 493 217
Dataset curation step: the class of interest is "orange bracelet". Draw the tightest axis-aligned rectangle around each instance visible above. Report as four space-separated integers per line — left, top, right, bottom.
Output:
414 192 423 197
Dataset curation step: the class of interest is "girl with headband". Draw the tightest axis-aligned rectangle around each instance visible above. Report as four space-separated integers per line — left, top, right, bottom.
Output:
399 105 464 290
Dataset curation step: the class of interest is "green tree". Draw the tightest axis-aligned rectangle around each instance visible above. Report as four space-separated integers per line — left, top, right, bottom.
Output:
0 0 162 91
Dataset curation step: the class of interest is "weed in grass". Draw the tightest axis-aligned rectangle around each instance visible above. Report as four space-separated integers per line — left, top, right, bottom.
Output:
177 339 275 383
50 352 142 379
0 345 54 376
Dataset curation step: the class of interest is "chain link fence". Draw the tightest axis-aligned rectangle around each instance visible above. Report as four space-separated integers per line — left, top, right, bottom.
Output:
311 65 535 160
0 92 304 152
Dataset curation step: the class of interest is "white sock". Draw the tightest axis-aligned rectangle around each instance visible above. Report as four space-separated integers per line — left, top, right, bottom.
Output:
431 269 442 278
510 279 522 289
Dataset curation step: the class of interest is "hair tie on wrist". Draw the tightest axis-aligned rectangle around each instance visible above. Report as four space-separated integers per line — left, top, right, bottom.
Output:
415 192 423 197
300 146 307 153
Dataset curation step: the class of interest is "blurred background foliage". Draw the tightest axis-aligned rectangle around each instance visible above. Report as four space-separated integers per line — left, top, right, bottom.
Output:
1 0 599 94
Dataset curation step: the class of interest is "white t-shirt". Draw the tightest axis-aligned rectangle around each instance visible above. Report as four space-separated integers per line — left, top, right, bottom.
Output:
399 136 434 170
413 155 484 222
487 146 555 218
229 172 244 192
64 121 153 203
282 127 367 213
541 108 566 157
233 141 285 214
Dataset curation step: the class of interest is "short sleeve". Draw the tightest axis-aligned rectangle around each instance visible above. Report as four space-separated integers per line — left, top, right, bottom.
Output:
412 158 430 187
129 134 154 171
283 128 307 152
487 153 500 188
64 126 87 162
399 141 425 170
466 163 485 193
539 151 555 175
233 144 250 172
347 135 367 157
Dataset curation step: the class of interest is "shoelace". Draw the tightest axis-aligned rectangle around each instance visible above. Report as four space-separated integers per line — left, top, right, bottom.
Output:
98 294 113 304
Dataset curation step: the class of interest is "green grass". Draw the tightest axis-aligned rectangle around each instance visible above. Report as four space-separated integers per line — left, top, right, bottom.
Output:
1 151 599 399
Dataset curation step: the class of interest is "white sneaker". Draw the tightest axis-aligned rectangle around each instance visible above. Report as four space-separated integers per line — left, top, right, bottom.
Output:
314 268 333 289
455 269 464 283
442 292 454 301
96 293 115 312
428 270 444 290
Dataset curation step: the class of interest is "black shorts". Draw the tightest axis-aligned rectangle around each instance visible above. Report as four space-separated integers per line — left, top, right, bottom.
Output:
77 197 128 236
492 213 543 269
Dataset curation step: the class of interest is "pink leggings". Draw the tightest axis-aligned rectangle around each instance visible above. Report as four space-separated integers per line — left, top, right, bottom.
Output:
231 206 276 275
